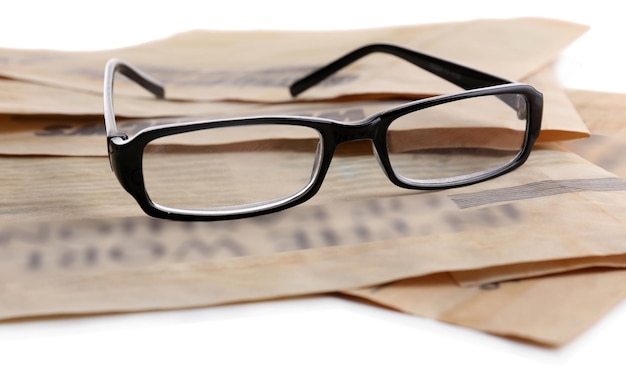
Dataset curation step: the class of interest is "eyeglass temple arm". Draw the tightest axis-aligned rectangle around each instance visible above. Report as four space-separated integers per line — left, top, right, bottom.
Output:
103 58 165 137
289 43 511 97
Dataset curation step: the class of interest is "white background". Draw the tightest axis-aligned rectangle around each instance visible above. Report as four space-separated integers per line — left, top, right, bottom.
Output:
1 1 625 379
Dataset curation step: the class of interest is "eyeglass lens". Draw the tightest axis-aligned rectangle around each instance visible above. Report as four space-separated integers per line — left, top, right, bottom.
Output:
141 93 528 212
142 124 322 211
387 94 528 183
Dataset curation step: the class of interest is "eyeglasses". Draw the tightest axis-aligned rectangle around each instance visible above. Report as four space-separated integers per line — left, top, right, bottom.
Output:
103 43 543 221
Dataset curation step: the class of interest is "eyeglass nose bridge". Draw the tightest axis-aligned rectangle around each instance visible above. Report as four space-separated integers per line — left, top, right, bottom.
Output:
329 116 399 185
332 116 386 145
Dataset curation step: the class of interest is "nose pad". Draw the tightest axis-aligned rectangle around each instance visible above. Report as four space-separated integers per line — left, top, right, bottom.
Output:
516 95 528 120
373 142 384 168
309 140 324 181
372 140 392 177
371 139 402 185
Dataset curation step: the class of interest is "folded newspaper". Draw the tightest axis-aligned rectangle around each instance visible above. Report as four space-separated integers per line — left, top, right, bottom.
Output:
346 90 626 346
0 66 589 158
0 18 586 102
2 144 626 330
0 18 623 347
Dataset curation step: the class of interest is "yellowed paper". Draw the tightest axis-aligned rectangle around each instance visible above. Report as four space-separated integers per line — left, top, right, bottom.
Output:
344 269 626 347
0 102 389 156
445 91 626 287
0 68 589 156
563 90 626 178
451 254 626 287
0 78 270 117
340 90 626 346
566 90 626 137
0 18 587 102
3 146 626 320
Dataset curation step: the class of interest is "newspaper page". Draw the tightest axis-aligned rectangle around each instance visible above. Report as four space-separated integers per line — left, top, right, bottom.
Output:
345 268 626 346
0 67 589 156
0 18 586 102
343 90 626 346
2 146 626 321
447 90 626 286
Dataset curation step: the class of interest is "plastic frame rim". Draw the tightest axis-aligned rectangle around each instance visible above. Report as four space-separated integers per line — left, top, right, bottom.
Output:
108 84 541 221
103 42 543 221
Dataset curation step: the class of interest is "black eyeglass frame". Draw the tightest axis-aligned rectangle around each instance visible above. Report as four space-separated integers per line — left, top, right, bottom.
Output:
104 43 543 221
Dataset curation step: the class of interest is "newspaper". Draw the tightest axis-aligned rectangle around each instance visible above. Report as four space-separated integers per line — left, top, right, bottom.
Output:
450 254 626 287
0 19 618 348
342 90 626 346
0 67 589 156
3 146 626 321
563 90 626 178
0 18 586 102
345 268 626 346
445 90 626 286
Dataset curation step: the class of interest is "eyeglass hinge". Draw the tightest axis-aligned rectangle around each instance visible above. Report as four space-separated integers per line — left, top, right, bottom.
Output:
108 132 129 141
